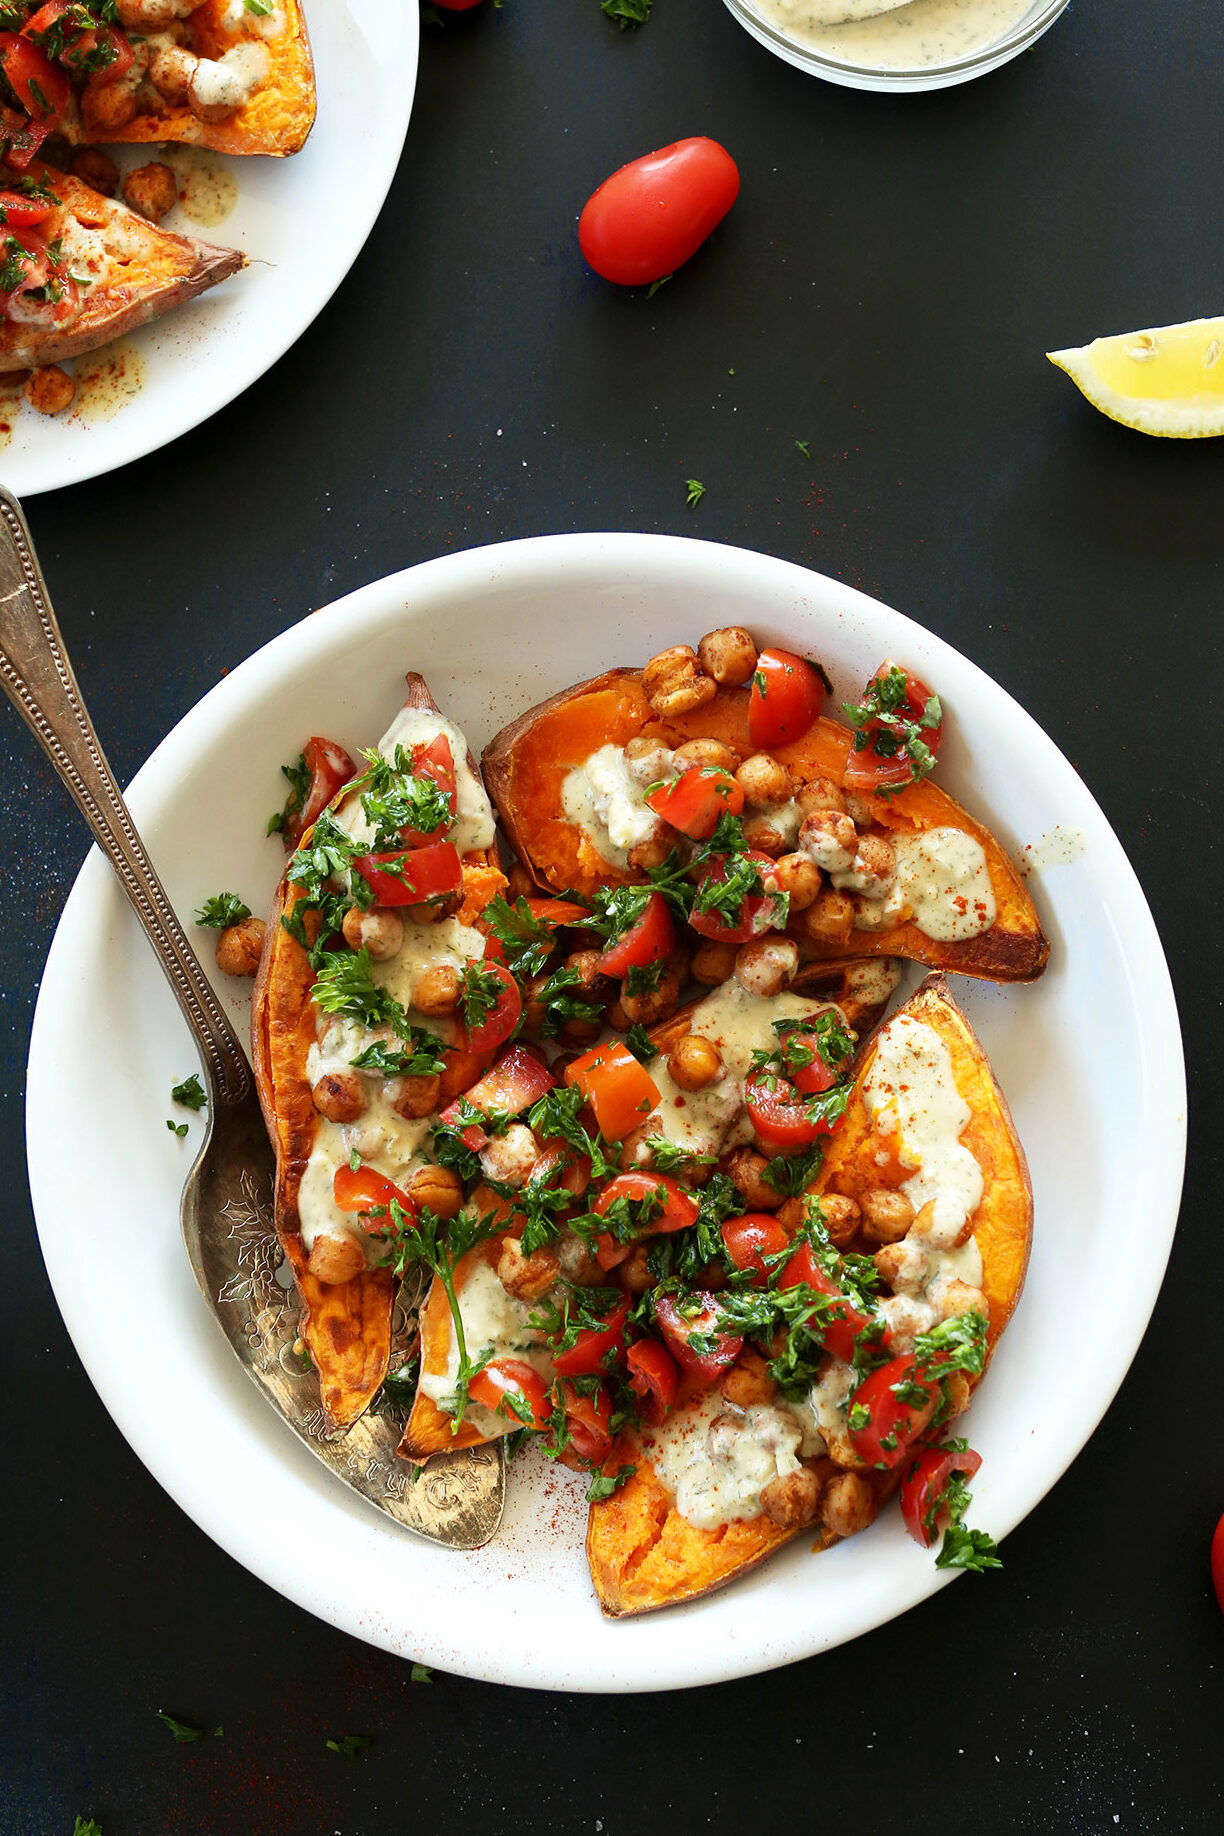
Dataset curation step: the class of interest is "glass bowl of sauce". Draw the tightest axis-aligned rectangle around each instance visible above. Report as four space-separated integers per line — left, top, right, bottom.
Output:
720 0 1072 91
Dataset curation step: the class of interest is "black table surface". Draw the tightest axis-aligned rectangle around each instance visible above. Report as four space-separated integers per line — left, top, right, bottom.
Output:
5 1 1222 1830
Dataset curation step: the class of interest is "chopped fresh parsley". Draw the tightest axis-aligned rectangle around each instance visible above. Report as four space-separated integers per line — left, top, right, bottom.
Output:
483 893 564 979
527 1085 612 1181
355 744 451 849
761 1140 824 1198
623 1022 658 1063
601 0 652 24
371 1206 502 1427
586 1462 637 1501
912 1309 988 1380
312 946 398 1028
166 1119 188 1139
458 960 507 1033
350 1028 445 1078
268 750 311 837
326 1733 371 1758
410 1662 433 1684
193 892 252 929
685 478 706 509
156 1712 221 1743
842 664 943 792
171 1074 207 1111
378 1357 420 1410
625 957 664 997
531 962 603 1038
244 0 275 12
795 439 812 458
936 1523 1002 1573
73 1821 104 1836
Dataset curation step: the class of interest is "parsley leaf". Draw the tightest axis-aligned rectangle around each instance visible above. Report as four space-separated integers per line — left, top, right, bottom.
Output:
269 751 310 838
312 947 399 1028
171 1074 207 1111
625 958 664 997
193 892 251 928
586 1462 637 1501
601 0 652 25
795 439 812 457
350 1028 445 1078
73 1821 104 1836
166 1119 188 1139
326 1733 371 1758
527 1085 612 1181
458 960 507 1033
936 1524 1002 1573
912 1309 988 1380
410 1662 433 1684
370 1206 502 1427
685 478 706 508
156 1712 221 1743
483 893 563 979
623 1022 658 1064
531 962 603 1038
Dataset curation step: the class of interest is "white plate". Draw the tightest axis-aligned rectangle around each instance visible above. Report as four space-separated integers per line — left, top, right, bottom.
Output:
26 535 1186 1690
6 0 416 496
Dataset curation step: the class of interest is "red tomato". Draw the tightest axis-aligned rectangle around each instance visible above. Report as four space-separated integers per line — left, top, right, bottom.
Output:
645 767 744 841
1212 1513 1224 1616
565 1040 660 1141
65 25 133 83
561 1381 613 1463
843 661 944 795
21 1 70 32
721 1212 790 1284
0 33 69 120
654 1292 742 1380
460 960 522 1054
578 136 740 288
592 1171 700 1269
900 1444 983 1548
598 890 675 979
353 840 463 908
747 648 827 750
687 850 778 943
626 1339 678 1426
287 734 356 846
331 1165 414 1229
432 0 483 10
469 1358 550 1429
399 733 457 845
0 187 50 226
437 1045 553 1148
778 1242 874 1364
744 1068 828 1151
847 1354 943 1468
525 897 591 929
552 1300 630 1377
0 109 47 167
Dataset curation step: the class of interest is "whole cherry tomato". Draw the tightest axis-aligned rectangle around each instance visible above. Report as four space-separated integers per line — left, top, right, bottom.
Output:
721 1212 790 1283
747 648 827 750
578 136 740 288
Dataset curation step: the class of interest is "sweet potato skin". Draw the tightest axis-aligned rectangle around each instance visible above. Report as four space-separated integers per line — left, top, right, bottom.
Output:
586 973 1032 1616
251 674 505 1431
0 163 243 373
482 672 1048 984
75 0 316 156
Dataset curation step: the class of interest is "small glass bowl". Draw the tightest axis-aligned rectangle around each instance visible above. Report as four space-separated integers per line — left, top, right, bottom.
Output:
719 0 1072 93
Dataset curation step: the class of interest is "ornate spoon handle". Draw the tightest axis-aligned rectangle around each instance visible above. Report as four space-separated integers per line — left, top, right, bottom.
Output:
0 486 251 1105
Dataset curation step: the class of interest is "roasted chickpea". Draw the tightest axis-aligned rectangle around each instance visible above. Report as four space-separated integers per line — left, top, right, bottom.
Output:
69 148 119 196
626 823 675 872
122 161 177 223
823 1428 868 1472
641 644 717 719
619 952 684 1027
719 1347 777 1408
761 1466 823 1531
873 1239 927 1295
799 810 858 875
725 1147 784 1211
215 917 265 977
386 1073 441 1121
406 1164 464 1220
821 1471 877 1539
307 1231 367 1284
697 625 758 687
735 752 792 808
767 852 822 911
115 0 183 23
498 1237 560 1302
82 73 140 132
814 1191 861 1249
859 1186 915 1246
942 1371 972 1420
557 1230 605 1287
734 936 798 998
795 777 848 818
691 939 737 986
620 1244 655 1295
843 834 897 900
413 963 461 1015
604 998 632 1034
938 1279 990 1324
342 903 404 961
910 1197 974 1252
667 1033 723 1091
798 888 855 947
741 815 789 857
405 893 460 925
672 737 736 773
480 1123 539 1188
24 366 75 416
311 1071 367 1123
149 45 197 104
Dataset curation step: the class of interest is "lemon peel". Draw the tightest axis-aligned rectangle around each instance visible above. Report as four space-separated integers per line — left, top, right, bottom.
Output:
1048 316 1224 438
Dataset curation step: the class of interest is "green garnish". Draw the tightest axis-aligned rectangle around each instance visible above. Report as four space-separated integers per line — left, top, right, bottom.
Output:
326 1733 371 1758
586 1463 637 1501
171 1074 207 1111
685 478 706 508
193 892 252 928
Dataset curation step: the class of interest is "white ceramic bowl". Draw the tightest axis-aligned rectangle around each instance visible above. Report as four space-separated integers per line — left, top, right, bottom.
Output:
721 0 1072 93
26 534 1184 1690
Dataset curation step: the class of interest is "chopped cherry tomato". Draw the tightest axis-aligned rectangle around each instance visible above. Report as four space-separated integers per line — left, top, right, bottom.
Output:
65 25 132 84
396 733 457 845
645 767 743 842
747 648 827 750
592 1171 700 1269
331 1165 414 1230
598 889 674 980
687 850 778 943
20 1 70 33
0 108 46 166
469 1358 550 1429
437 1044 553 1149
525 897 591 928
551 1299 630 1376
1212 1512 1224 1617
286 734 356 846
653 1292 743 1380
561 1380 613 1463
778 1242 874 1364
721 1212 790 1284
0 187 50 226
353 840 463 908
0 32 69 121
626 1339 679 1426
847 1354 943 1469
460 959 522 1054
565 1040 660 1141
843 661 944 795
900 1444 983 1548
578 136 740 288
744 1066 838 1152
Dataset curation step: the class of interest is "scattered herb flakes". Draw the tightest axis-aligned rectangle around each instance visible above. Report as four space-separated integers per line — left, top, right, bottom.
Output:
646 272 671 296
166 1119 188 1138
410 1662 433 1684
193 892 251 928
171 1074 207 1111
155 1711 221 1743
794 439 812 457
602 0 652 23
327 1733 372 1758
684 478 706 509
73 1820 103 1836
586 1462 636 1502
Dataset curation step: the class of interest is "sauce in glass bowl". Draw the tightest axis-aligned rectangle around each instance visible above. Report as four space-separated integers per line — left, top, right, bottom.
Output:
751 0 1034 68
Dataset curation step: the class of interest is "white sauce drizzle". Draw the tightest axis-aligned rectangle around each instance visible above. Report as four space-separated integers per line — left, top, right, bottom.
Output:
862 1013 984 1244
370 705 496 855
642 1389 806 1529
1016 824 1086 878
418 1257 553 1437
838 826 996 942
561 743 667 869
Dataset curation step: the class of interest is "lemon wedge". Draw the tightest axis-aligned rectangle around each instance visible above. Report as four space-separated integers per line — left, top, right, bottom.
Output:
1048 316 1224 437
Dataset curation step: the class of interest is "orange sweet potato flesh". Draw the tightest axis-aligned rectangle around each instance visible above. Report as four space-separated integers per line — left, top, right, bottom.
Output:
482 671 1048 984
251 673 505 1430
585 973 1032 1617
75 0 316 156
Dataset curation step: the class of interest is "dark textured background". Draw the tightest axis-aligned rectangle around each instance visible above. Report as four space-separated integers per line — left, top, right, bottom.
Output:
4 0 1222 1830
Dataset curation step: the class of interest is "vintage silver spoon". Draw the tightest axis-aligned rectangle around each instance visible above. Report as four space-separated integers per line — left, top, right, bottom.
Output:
0 486 504 1550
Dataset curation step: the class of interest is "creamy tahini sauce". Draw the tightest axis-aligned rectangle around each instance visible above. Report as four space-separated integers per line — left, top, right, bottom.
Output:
839 826 995 943
642 1389 808 1529
561 742 670 869
751 0 1033 68
159 145 238 228
74 339 146 422
1016 824 1086 877
862 1014 984 1244
419 1257 554 1437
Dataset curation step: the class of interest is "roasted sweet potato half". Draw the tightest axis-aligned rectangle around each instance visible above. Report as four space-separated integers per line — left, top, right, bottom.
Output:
482 669 1048 984
586 973 1032 1617
0 161 242 372
251 673 505 1430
